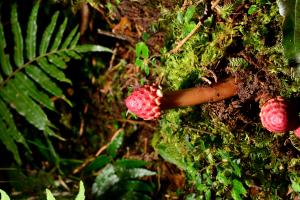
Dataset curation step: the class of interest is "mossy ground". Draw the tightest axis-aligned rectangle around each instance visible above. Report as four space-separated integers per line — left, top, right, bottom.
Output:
151 0 300 199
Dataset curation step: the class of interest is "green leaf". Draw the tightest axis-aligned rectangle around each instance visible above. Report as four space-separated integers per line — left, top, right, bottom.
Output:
0 98 29 149
117 168 156 179
44 133 61 169
61 25 79 49
115 159 148 168
0 81 48 130
70 32 80 48
25 65 63 97
39 11 59 55
37 57 71 83
44 126 66 141
50 18 68 51
231 179 247 200
205 190 211 200
26 2 39 60
120 180 154 193
84 155 111 173
231 160 241 177
248 5 258 15
74 44 112 53
144 65 150 76
216 171 230 186
135 58 143 68
92 164 120 197
0 120 21 164
291 179 300 192
135 42 149 58
13 72 55 111
177 11 184 24
106 130 124 158
11 4 24 67
183 22 196 37
0 189 10 200
157 144 187 170
279 0 300 63
75 181 85 200
29 138 52 161
46 189 56 200
48 54 67 69
62 51 82 59
0 22 13 75
184 6 196 23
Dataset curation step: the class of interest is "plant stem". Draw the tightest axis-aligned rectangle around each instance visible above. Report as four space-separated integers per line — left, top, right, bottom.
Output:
161 77 238 109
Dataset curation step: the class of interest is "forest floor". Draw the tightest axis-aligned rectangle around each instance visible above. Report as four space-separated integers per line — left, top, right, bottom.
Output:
2 0 300 199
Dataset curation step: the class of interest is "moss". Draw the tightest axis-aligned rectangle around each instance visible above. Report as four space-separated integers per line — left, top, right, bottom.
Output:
153 1 300 198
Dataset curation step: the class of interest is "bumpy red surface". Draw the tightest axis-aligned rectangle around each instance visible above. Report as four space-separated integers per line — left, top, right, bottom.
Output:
294 126 300 139
259 96 288 133
125 85 162 120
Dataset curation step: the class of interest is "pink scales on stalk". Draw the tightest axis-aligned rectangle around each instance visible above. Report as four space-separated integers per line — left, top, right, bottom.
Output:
125 85 163 120
259 96 289 133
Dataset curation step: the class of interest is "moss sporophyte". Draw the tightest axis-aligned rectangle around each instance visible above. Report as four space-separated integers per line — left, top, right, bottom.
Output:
125 77 300 135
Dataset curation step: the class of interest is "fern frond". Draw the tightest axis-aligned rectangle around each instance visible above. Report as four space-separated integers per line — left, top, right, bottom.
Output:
0 2 111 164
50 18 68 51
14 72 55 111
37 57 71 83
11 4 24 67
0 99 29 164
48 54 67 69
26 2 39 60
0 81 49 130
61 25 79 48
0 22 13 75
228 57 248 70
39 11 59 55
25 65 64 97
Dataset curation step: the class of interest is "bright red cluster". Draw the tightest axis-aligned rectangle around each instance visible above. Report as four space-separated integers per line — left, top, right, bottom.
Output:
259 96 289 133
125 85 163 120
294 126 300 139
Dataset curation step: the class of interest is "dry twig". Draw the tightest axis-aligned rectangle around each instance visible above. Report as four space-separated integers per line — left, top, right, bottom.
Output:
97 29 135 45
169 20 203 54
169 0 220 54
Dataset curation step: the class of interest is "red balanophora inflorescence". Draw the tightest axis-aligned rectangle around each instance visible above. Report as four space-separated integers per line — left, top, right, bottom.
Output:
125 77 238 120
259 96 289 133
125 84 163 120
294 126 300 139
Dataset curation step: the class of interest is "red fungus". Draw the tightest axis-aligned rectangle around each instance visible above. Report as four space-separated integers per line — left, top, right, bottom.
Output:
259 96 289 133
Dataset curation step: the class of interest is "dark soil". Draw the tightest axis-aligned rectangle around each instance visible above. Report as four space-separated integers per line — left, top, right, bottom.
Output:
205 67 281 130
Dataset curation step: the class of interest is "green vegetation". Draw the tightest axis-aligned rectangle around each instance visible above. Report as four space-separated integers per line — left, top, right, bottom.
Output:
0 181 85 200
0 1 111 167
152 0 300 199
